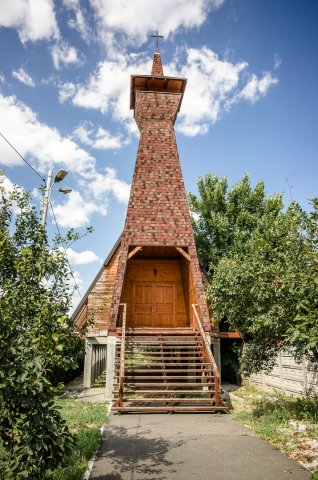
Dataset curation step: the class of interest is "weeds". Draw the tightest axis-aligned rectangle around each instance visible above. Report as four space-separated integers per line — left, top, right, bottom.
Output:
231 385 318 473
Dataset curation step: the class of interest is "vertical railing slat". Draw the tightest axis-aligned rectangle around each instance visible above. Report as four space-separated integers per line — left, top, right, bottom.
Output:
192 304 221 406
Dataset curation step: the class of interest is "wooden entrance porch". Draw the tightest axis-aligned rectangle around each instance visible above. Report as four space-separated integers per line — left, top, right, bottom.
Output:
120 245 197 330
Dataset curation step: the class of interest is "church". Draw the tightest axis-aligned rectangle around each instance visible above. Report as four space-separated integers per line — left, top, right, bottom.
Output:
72 43 228 413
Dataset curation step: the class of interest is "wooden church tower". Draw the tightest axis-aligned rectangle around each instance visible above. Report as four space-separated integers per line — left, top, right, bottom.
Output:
73 46 227 413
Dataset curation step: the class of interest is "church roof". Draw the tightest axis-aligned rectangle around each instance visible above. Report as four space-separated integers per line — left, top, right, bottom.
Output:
71 233 122 321
130 51 187 110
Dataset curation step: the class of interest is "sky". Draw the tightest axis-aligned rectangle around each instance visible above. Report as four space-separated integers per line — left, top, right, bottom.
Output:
0 0 317 308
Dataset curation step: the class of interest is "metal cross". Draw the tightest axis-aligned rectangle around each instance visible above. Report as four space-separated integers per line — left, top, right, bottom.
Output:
151 30 164 52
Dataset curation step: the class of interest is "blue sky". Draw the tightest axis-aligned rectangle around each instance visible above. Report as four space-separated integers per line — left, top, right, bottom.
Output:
0 0 317 307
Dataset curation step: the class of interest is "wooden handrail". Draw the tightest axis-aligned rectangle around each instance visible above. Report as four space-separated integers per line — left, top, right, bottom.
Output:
192 304 221 405
118 303 127 407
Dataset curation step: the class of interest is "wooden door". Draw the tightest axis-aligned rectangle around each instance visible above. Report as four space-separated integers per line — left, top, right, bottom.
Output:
131 282 176 327
131 283 154 327
154 283 176 327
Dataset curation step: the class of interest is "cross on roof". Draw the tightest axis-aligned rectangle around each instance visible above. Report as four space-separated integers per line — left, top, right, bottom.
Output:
151 30 164 53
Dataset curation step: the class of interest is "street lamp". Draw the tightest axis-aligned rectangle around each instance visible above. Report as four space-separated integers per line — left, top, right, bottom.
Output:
41 169 72 227
59 187 72 194
54 169 67 183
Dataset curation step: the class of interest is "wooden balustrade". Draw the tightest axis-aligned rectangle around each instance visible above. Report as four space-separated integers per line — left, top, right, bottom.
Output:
192 304 221 406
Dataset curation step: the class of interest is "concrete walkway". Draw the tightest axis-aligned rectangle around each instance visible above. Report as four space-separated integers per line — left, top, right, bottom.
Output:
89 413 310 480
61 375 107 403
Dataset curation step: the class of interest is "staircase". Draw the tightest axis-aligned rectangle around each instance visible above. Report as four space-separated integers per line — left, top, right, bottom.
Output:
112 308 227 413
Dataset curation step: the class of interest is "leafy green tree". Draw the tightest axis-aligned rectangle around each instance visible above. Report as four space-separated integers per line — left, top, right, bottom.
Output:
188 173 284 274
189 173 318 376
0 173 85 478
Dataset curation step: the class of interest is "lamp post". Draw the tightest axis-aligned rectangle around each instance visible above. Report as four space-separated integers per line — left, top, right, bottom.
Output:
41 169 72 227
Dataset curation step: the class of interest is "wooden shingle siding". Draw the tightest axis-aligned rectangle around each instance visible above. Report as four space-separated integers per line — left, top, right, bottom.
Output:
74 244 121 331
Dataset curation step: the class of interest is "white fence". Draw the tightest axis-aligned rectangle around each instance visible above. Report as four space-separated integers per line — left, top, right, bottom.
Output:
249 351 318 396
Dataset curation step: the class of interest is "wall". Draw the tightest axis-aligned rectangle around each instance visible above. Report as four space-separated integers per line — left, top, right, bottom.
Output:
249 351 318 396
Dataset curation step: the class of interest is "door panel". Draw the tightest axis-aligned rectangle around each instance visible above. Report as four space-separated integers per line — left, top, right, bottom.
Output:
155 284 175 327
131 282 176 327
132 283 154 326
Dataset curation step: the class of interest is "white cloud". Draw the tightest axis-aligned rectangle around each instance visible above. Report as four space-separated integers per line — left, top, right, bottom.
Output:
58 82 77 102
0 93 130 228
169 47 248 135
61 47 278 137
236 72 278 104
63 0 91 42
274 53 282 70
53 190 107 228
0 175 25 214
89 0 224 46
12 67 35 86
191 212 200 222
73 122 125 149
87 167 130 203
64 247 101 265
50 41 83 70
72 269 83 287
0 175 15 199
0 73 4 83
59 54 152 133
0 93 95 176
0 0 59 43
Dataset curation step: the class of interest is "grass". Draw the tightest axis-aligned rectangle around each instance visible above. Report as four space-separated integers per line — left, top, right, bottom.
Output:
229 384 318 478
91 372 106 388
46 398 108 480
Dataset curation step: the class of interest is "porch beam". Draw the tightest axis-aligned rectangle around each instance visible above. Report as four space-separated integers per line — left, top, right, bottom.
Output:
218 331 241 339
127 246 142 260
175 246 190 261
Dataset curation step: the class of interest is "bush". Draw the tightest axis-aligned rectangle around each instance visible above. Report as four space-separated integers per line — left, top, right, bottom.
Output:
0 174 88 477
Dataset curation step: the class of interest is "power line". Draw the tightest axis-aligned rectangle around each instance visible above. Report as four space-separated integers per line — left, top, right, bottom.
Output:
0 131 45 182
49 200 82 298
0 130 81 297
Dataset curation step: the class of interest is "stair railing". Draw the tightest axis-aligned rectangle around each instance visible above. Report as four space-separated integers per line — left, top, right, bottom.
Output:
118 303 127 408
192 304 221 406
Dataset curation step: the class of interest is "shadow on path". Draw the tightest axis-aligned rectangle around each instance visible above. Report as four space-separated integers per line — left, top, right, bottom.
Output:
93 423 185 480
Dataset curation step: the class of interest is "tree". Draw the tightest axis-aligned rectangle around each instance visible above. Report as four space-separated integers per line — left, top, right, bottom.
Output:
189 173 318 376
188 173 284 274
0 173 85 478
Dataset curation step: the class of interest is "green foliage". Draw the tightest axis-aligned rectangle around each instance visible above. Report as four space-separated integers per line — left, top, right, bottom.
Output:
45 399 107 480
190 173 318 375
188 173 284 274
0 173 87 478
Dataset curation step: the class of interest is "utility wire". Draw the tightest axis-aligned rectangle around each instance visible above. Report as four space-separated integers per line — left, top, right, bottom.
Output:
0 131 45 182
49 200 82 298
0 130 82 298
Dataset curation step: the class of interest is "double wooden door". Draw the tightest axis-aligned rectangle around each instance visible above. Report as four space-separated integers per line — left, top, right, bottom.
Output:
131 282 176 327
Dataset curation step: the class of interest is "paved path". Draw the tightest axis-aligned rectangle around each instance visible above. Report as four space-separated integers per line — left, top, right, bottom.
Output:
89 413 310 480
61 375 107 403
